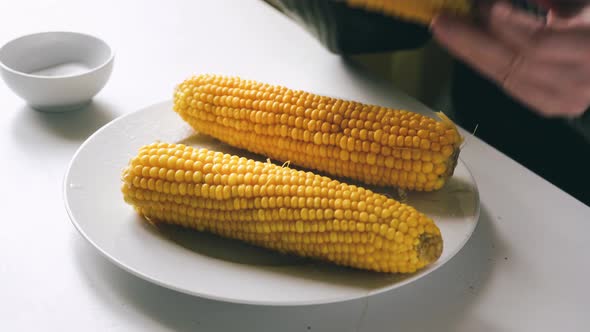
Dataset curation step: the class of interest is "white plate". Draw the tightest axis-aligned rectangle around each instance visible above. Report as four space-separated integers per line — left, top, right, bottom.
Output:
64 100 480 306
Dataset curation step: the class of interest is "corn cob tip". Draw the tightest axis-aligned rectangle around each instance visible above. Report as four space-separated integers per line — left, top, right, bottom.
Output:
436 112 463 143
417 232 443 264
436 111 462 180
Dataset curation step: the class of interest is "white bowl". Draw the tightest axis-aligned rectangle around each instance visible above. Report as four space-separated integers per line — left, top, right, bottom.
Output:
0 31 114 112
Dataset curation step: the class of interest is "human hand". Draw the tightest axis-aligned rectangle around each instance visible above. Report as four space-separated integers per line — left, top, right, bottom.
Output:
431 0 590 118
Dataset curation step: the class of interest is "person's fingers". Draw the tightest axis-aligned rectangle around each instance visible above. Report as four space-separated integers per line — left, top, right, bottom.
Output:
432 8 590 117
500 79 564 117
481 1 590 63
531 0 590 25
526 28 590 62
531 0 590 13
546 0 590 18
431 14 517 83
501 63 590 117
500 57 588 90
482 1 546 49
548 4 590 25
502 78 589 118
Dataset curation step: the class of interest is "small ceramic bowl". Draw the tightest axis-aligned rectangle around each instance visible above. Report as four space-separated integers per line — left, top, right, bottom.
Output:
0 31 114 112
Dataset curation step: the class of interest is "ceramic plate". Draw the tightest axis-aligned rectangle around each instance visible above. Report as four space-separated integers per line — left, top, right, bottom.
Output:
64 100 480 305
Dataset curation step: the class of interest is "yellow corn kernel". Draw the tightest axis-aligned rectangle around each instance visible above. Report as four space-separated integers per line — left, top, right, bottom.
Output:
173 74 463 192
121 143 443 274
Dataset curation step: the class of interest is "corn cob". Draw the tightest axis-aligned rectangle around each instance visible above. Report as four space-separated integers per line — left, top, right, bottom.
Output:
122 143 443 273
173 74 462 192
346 0 473 24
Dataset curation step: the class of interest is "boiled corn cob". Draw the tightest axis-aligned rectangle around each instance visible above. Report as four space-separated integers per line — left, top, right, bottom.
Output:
122 143 443 273
173 74 462 192
346 0 472 24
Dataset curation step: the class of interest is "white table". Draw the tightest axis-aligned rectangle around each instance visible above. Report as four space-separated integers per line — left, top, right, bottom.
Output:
1 1 589 331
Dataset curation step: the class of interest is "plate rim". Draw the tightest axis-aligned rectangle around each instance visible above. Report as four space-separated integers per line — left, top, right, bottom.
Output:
63 100 481 306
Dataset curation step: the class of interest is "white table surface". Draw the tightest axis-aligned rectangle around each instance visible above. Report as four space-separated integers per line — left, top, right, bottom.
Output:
1 1 589 331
